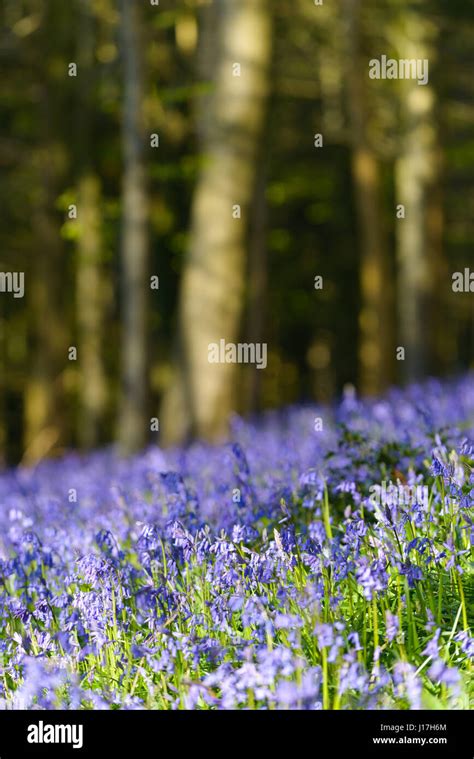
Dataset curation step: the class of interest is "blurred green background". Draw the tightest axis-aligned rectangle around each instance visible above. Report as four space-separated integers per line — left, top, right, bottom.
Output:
0 0 473 465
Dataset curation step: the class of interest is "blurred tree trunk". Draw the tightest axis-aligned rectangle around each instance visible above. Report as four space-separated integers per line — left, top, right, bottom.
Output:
428 152 448 374
76 0 107 449
344 0 392 396
244 159 268 414
77 175 106 448
394 12 441 382
161 0 273 444
24 152 67 464
23 6 68 464
117 0 149 454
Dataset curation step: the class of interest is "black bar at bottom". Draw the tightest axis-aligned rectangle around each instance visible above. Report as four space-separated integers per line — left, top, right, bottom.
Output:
0 710 470 757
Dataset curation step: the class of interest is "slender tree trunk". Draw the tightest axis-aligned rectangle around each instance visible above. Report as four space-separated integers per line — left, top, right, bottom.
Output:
76 0 107 449
394 12 440 382
24 49 67 465
24 167 66 463
244 159 268 414
426 146 447 374
161 0 272 444
117 0 149 454
344 0 392 395
77 174 107 448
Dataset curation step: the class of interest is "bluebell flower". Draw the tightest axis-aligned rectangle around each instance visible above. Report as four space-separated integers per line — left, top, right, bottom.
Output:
385 611 399 643
428 659 460 688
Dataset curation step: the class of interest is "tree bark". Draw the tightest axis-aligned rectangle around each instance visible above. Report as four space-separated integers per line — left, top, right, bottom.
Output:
76 0 107 449
394 11 440 382
244 158 268 414
344 0 392 396
23 14 68 465
117 0 149 454
77 174 107 448
161 0 273 444
24 165 66 464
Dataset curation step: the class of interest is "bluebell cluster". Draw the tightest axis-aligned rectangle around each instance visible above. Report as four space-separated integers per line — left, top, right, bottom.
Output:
0 376 473 709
